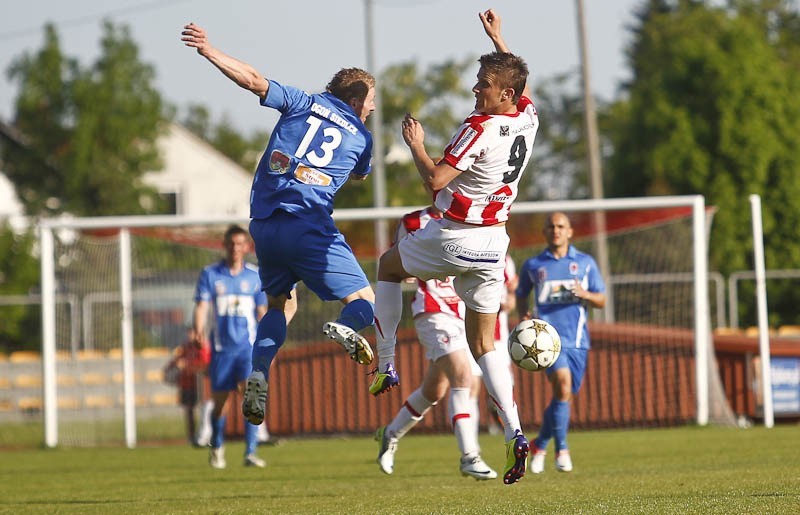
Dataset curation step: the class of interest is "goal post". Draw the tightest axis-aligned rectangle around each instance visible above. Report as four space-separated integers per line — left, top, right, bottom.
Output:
37 195 728 447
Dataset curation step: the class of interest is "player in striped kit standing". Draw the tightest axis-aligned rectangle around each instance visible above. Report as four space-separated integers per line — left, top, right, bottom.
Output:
371 9 539 485
374 206 496 480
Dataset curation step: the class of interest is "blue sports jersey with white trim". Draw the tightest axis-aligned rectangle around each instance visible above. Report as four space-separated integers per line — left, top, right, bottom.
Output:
250 80 373 221
516 245 605 349
194 261 267 353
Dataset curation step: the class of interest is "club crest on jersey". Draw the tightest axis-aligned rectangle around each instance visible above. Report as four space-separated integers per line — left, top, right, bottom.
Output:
269 150 290 174
240 280 250 291
294 165 332 186
500 125 510 137
214 281 226 296
569 262 579 275
537 268 547 282
449 127 478 158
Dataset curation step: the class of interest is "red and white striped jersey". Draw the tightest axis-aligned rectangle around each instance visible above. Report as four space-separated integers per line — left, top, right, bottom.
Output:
437 96 539 225
397 208 466 319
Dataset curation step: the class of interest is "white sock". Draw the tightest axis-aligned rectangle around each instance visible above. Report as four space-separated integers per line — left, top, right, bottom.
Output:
197 399 214 441
469 395 481 443
374 281 403 369
449 387 479 458
388 388 434 440
478 350 522 441
257 422 269 441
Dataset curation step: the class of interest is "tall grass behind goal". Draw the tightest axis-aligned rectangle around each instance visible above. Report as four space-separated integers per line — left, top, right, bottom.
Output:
37 196 734 447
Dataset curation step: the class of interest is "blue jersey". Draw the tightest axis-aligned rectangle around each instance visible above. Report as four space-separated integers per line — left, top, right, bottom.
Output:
516 245 605 350
194 261 267 353
250 80 373 222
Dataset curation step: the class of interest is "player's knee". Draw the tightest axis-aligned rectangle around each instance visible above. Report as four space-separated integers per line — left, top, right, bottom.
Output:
377 247 408 282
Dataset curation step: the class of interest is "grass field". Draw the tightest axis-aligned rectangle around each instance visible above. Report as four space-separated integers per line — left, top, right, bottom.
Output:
0 425 798 514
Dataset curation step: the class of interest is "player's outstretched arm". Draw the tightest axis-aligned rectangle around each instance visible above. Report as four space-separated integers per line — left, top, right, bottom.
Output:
478 9 531 100
181 22 269 100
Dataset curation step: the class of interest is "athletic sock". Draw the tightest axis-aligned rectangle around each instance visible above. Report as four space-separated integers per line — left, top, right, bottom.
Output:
552 400 571 452
211 415 226 448
374 281 402 369
244 420 258 456
251 309 287 378
535 401 555 450
449 387 479 457
478 350 522 441
336 298 375 332
387 388 434 440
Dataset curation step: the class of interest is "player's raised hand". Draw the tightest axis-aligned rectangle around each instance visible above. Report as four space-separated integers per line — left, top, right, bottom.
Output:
401 113 425 148
181 22 211 55
479 9 502 41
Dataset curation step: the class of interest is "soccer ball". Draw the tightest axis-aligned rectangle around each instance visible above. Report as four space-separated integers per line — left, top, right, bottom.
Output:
507 318 562 372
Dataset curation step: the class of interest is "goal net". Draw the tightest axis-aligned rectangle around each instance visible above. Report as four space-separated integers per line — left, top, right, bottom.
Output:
30 196 735 447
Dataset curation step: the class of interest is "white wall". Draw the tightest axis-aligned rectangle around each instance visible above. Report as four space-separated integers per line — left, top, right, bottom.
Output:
143 123 256 218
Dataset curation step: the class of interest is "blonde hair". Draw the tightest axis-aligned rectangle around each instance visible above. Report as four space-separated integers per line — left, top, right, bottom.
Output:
326 68 375 105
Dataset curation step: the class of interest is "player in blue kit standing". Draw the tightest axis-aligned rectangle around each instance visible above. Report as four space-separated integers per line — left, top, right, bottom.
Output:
515 212 606 474
193 225 290 468
181 23 377 428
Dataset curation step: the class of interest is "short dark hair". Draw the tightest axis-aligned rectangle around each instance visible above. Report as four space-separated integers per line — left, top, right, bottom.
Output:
326 68 375 105
223 224 247 242
478 52 529 102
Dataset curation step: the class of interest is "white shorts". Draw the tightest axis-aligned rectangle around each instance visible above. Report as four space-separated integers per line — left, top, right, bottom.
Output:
414 312 482 376
398 217 509 313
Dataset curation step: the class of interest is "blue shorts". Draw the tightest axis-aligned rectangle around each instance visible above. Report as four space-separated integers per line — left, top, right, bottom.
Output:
250 211 370 301
208 345 252 392
546 346 589 394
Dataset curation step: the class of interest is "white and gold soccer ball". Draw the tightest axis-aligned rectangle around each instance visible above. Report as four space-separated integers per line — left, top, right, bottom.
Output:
507 318 562 372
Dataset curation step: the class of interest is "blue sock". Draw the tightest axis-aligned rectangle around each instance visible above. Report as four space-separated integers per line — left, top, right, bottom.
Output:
535 401 555 450
337 299 374 332
244 422 258 455
211 415 226 448
252 309 287 379
552 400 571 452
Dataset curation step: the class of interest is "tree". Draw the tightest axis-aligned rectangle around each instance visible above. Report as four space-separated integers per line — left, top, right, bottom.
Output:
606 0 800 325
0 223 40 352
3 21 166 217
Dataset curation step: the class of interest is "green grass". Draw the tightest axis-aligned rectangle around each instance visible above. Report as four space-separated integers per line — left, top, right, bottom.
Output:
0 425 798 514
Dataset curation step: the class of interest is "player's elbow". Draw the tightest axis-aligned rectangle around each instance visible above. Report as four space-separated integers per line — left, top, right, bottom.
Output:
427 175 450 191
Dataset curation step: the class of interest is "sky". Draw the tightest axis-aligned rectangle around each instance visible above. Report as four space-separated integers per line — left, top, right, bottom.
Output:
0 0 644 134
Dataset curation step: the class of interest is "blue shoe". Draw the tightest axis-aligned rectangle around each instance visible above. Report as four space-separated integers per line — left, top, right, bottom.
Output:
503 430 529 485
369 364 399 396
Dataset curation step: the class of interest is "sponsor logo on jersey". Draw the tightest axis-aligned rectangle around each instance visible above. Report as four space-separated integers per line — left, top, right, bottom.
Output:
269 150 290 173
500 125 510 137
449 127 478 158
294 165 332 186
485 193 511 202
569 262 579 275
513 123 537 134
443 243 463 255
444 243 501 263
